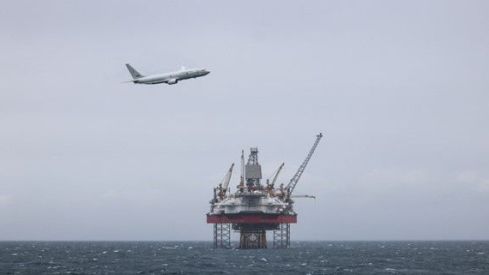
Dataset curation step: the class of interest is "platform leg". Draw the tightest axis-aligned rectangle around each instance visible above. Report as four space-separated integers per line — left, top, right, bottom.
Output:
239 229 267 249
273 223 290 248
213 223 231 248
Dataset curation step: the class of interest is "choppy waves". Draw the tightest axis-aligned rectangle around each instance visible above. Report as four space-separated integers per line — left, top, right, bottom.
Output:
1 241 488 274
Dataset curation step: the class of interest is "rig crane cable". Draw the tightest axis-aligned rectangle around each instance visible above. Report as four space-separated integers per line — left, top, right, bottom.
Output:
287 133 323 196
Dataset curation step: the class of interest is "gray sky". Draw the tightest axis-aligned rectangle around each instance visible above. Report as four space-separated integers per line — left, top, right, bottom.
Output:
1 0 488 241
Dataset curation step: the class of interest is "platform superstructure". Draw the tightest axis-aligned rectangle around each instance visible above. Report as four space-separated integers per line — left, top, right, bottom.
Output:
206 133 323 249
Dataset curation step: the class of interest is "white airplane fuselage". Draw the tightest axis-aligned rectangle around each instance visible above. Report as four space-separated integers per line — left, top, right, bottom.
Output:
125 64 210 85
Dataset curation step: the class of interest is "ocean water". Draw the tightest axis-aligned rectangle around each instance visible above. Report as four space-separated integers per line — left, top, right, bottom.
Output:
1 241 488 274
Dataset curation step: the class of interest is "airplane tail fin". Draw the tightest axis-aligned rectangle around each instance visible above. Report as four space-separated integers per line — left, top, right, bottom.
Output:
125 64 143 79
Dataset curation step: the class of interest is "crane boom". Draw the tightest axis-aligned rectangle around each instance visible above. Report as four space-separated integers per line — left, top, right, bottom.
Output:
268 162 285 186
287 133 323 195
291 195 316 199
221 163 234 191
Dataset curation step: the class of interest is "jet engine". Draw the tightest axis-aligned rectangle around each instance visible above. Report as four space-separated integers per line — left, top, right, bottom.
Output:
167 79 178 85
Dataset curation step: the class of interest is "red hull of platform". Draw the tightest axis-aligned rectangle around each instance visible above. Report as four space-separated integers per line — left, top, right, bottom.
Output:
207 214 297 224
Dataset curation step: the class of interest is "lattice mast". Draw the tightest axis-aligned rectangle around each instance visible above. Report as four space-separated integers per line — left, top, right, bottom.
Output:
286 133 323 198
267 162 285 188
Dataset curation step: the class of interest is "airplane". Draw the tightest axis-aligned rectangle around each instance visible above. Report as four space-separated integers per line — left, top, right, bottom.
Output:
125 64 210 85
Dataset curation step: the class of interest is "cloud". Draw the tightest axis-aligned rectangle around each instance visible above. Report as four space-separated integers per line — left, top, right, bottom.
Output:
455 170 489 193
0 194 13 206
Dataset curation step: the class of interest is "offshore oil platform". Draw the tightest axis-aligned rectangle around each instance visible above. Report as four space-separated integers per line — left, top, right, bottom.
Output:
207 133 323 249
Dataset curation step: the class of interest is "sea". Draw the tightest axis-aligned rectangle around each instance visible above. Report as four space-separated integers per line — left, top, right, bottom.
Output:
1 241 488 274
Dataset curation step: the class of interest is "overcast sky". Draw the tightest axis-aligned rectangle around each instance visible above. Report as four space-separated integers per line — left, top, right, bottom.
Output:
1 0 488 241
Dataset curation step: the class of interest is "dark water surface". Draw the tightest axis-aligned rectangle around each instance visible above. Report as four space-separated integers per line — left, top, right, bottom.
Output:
1 241 488 274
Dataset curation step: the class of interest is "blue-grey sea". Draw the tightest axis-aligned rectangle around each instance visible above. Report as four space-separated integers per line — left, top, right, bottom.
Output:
1 241 488 274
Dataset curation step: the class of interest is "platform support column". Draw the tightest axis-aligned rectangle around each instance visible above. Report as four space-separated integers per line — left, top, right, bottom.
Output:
239 229 267 249
213 223 231 248
273 223 290 248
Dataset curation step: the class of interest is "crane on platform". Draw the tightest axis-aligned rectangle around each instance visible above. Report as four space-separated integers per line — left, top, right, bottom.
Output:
221 163 234 192
286 133 323 199
267 162 285 187
216 163 234 200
